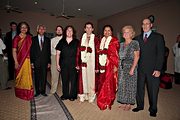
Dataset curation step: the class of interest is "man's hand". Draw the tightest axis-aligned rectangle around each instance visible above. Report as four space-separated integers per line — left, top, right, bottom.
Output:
31 63 34 69
152 70 161 77
47 64 51 68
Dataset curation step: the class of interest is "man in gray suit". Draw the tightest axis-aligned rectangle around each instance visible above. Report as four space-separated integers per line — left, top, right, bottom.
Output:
132 18 165 117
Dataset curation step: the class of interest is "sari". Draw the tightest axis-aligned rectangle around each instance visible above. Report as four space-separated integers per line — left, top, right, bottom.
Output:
13 34 34 100
97 36 120 110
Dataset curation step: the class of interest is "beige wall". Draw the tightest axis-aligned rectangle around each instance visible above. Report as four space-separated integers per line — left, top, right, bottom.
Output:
98 0 180 74
0 11 97 39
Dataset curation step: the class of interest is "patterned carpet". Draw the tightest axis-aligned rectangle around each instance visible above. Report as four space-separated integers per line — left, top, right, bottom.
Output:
31 83 73 120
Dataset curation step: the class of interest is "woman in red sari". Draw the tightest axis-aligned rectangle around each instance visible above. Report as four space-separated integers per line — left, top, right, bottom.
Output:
12 22 34 100
97 25 120 110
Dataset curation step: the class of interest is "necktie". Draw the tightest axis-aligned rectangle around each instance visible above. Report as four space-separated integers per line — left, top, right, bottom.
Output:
40 37 43 50
144 34 148 43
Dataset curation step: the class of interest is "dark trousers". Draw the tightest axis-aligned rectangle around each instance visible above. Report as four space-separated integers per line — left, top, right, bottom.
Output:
174 72 180 84
136 70 160 113
34 65 47 94
61 66 77 99
7 56 14 80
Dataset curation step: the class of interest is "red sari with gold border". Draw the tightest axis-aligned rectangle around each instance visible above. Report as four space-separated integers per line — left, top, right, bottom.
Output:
13 35 34 100
97 37 120 110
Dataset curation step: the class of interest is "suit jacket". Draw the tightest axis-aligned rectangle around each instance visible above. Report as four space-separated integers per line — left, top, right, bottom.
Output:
135 31 165 73
4 31 15 56
30 35 51 68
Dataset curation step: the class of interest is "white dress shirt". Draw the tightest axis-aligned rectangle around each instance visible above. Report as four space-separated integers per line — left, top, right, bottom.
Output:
143 30 152 38
51 36 62 55
38 35 44 48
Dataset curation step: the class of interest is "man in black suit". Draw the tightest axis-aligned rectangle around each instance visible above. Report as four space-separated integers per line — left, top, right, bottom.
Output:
30 25 51 97
4 22 17 80
132 18 165 117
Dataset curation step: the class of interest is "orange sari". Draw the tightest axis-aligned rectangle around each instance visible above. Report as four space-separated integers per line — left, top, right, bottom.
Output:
13 35 34 100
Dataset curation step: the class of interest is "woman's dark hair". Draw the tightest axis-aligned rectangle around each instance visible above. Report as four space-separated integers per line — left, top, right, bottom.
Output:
102 25 113 36
84 22 94 28
17 22 31 35
63 25 76 39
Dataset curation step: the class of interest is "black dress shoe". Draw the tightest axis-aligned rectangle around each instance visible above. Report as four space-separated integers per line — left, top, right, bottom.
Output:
132 108 143 112
41 93 48 96
34 94 40 97
60 96 67 100
150 112 157 117
69 98 75 101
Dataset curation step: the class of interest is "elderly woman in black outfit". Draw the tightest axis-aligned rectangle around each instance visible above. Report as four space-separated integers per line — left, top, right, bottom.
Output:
56 25 79 101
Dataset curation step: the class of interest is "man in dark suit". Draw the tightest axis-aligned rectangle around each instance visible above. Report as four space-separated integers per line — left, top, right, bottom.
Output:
4 22 17 80
30 25 51 97
132 18 165 117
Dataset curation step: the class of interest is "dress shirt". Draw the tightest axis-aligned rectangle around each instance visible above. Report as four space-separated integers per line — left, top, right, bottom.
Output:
143 30 152 38
38 35 44 47
12 31 16 39
51 36 62 55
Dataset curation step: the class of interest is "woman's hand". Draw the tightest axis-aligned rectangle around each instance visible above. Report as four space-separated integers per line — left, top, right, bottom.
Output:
57 65 61 72
15 62 19 69
129 68 134 76
114 66 118 73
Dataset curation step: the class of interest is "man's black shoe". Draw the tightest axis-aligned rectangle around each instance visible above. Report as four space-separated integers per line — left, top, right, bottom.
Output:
60 96 67 100
69 98 75 101
150 112 157 117
41 93 48 96
132 108 143 112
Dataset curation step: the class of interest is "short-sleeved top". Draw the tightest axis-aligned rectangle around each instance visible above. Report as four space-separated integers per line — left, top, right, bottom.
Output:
56 38 79 68
119 40 140 66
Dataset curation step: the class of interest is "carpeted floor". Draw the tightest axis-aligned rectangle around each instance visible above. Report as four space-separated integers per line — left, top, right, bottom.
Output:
55 80 180 120
0 81 30 120
0 74 180 120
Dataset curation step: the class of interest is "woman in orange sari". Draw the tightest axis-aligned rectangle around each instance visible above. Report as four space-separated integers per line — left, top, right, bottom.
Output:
12 22 34 100
97 25 120 110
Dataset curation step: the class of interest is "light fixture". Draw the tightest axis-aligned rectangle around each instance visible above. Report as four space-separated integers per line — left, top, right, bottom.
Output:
34 1 38 5
78 8 81 11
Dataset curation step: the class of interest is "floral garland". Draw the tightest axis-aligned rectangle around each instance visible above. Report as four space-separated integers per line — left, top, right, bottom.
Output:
99 36 112 73
80 33 95 67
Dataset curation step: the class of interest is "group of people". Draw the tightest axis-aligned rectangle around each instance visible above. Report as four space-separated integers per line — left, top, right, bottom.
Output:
56 18 165 117
2 16 179 117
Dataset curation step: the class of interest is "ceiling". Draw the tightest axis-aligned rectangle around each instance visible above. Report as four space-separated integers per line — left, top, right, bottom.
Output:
0 0 156 19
